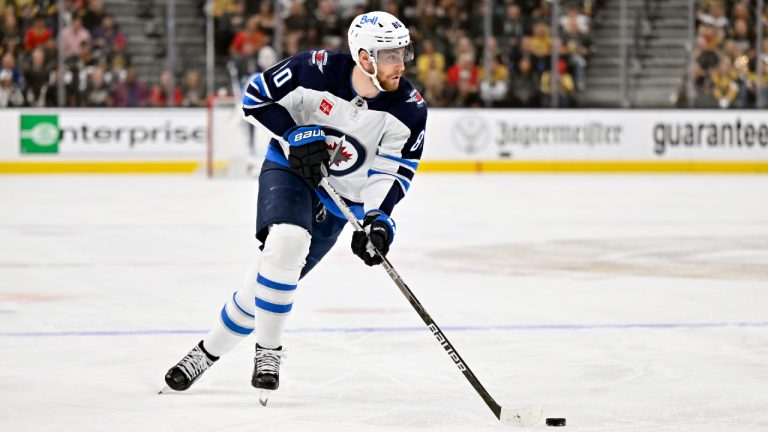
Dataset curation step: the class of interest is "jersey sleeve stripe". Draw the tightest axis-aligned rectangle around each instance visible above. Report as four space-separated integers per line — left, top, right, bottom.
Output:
242 94 263 106
252 74 272 101
244 85 266 102
396 165 416 181
379 153 419 170
368 168 411 191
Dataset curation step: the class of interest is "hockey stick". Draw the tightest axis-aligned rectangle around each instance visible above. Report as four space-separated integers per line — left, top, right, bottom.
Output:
319 178 543 427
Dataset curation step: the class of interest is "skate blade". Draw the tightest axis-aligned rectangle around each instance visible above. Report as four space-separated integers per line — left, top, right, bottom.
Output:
258 390 272 406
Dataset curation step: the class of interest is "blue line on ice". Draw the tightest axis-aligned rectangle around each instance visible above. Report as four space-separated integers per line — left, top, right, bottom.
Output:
1 321 767 337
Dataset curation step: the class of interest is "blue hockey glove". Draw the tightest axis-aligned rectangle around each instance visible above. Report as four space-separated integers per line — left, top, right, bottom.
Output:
283 125 330 187
351 211 396 266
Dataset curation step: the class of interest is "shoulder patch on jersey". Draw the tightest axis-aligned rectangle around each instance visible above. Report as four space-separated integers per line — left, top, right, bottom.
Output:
309 50 329 73
319 98 334 115
406 89 425 107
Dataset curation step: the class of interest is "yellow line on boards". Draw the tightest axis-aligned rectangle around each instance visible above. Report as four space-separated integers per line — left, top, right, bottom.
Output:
1 160 768 174
0 161 201 174
417 161 768 173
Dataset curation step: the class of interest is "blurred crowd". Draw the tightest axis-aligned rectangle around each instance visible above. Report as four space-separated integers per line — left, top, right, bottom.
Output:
10 0 765 110
216 0 597 108
0 0 206 108
675 0 768 108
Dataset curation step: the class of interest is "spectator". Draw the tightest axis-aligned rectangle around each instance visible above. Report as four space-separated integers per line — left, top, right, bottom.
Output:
0 67 24 107
559 2 590 35
508 56 539 107
104 39 130 83
283 31 302 57
731 1 753 30
416 39 445 85
561 17 591 91
284 0 309 33
214 0 245 55
257 44 277 70
416 39 447 106
479 54 509 106
228 40 259 85
722 39 743 63
698 1 728 37
255 0 276 40
23 47 49 106
451 78 482 107
540 59 575 107
43 68 61 106
451 35 474 68
710 57 739 108
447 52 480 89
149 69 183 107
181 70 204 107
745 53 768 107
1 51 23 87
498 3 527 63
313 0 343 49
60 15 91 58
113 67 148 107
81 66 112 107
409 0 439 42
729 18 751 53
82 0 106 32
92 14 126 57
23 16 51 52
695 24 721 71
40 38 58 70
1 11 22 55
445 52 480 106
230 15 265 56
529 22 552 73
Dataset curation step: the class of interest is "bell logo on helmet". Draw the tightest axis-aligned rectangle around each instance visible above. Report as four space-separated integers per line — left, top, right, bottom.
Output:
360 15 378 25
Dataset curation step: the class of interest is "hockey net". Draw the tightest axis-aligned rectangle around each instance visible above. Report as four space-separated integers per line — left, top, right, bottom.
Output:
205 95 271 178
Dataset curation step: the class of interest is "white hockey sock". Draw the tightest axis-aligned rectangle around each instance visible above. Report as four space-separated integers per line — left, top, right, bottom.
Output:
202 253 261 357
253 224 310 349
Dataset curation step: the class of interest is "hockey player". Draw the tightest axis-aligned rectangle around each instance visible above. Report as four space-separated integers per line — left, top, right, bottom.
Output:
163 11 427 404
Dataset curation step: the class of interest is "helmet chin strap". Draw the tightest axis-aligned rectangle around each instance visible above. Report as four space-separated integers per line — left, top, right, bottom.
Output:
358 54 386 92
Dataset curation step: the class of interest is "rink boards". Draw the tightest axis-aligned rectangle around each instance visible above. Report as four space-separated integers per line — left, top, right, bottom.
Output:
1 108 767 174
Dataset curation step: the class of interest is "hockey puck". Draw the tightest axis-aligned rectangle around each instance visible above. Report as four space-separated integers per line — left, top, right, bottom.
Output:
546 418 566 427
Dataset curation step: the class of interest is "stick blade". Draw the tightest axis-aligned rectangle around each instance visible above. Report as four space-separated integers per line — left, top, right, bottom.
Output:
499 404 543 427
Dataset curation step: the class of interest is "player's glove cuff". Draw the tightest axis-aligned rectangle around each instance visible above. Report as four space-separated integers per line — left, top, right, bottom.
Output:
362 210 396 245
351 210 396 266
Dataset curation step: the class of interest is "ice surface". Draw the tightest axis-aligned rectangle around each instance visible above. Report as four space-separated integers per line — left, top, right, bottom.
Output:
1 173 767 431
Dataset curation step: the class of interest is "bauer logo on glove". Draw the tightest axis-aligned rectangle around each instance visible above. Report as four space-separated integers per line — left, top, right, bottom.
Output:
283 125 331 187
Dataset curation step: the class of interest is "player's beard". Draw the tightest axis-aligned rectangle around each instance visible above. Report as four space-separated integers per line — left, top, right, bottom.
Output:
377 69 401 92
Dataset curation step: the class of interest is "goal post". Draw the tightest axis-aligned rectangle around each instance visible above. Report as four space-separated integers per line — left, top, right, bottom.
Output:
205 95 271 178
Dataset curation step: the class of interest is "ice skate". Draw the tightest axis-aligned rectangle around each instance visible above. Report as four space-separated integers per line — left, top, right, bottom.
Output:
162 340 218 392
251 344 284 406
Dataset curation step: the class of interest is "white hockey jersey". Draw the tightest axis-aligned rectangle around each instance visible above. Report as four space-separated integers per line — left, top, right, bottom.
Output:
242 50 427 220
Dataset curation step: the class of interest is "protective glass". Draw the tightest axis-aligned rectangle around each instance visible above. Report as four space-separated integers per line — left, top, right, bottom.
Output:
376 45 415 65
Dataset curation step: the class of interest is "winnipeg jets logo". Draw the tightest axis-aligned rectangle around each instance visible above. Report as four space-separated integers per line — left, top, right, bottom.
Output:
320 128 366 177
406 89 425 107
327 137 354 167
310 50 328 73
